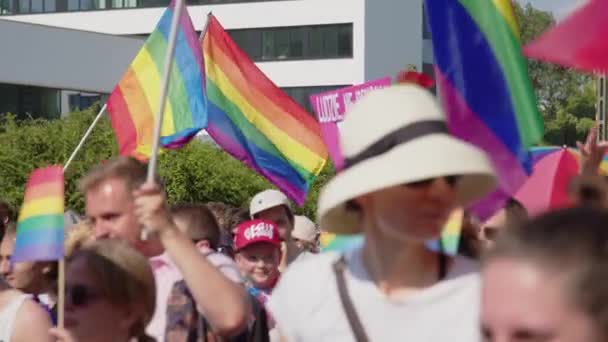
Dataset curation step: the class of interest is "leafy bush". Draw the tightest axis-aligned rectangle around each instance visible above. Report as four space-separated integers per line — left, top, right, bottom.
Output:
0 107 334 219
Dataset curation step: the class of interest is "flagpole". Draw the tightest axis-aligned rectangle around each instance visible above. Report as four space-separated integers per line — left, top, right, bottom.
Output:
63 104 107 172
141 0 186 240
57 259 65 329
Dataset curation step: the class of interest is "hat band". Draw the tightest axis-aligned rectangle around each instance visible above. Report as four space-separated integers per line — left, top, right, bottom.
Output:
343 120 448 169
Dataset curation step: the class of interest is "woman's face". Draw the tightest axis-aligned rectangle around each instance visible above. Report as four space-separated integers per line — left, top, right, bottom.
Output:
481 258 597 342
64 257 135 342
357 177 457 242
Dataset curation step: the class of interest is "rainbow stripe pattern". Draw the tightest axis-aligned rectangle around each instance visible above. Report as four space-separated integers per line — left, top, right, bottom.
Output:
426 209 464 256
12 166 64 262
530 146 608 174
202 15 328 205
321 210 464 255
425 0 543 219
107 1 207 160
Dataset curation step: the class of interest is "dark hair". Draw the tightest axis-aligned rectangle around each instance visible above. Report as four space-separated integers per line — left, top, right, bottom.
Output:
486 206 608 339
0 201 15 242
171 203 221 250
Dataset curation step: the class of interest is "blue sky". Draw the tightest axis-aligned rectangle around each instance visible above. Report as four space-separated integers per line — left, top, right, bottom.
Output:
518 0 584 20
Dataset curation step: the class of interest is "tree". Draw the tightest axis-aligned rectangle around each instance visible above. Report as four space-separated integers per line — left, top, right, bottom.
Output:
0 108 333 220
514 2 597 145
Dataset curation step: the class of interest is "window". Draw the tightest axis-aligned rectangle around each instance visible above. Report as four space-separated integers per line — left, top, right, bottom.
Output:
423 3 432 39
282 85 350 115
68 93 101 111
1 0 289 14
228 24 353 62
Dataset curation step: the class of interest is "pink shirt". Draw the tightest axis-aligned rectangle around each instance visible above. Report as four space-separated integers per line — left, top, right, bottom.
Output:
145 250 242 341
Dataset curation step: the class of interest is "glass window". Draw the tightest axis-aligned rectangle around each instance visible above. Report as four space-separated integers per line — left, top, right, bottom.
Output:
262 30 274 60
228 24 353 62
289 27 304 58
44 0 55 11
67 0 78 10
323 26 338 58
80 0 94 10
274 29 289 59
18 0 29 13
337 25 352 57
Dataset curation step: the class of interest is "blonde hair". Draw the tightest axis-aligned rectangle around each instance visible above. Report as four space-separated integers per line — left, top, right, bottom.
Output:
78 157 157 194
68 239 156 340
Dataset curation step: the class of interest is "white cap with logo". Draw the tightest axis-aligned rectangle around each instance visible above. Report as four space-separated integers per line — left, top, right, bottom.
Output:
250 189 292 218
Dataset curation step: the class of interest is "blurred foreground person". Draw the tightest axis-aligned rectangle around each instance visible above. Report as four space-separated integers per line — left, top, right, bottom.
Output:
482 207 608 342
0 276 53 342
50 239 156 342
270 85 496 341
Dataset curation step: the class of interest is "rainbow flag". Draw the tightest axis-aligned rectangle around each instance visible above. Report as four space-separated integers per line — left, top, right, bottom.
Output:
202 15 328 205
107 1 207 160
321 210 464 255
530 146 608 174
12 166 64 262
426 209 464 256
425 0 543 220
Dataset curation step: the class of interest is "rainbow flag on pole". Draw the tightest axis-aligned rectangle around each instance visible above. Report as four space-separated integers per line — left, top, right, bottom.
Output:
12 166 65 262
107 1 207 160
425 0 543 219
202 15 328 205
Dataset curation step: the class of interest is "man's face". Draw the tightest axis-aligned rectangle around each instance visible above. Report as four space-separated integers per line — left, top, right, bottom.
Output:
85 178 141 248
255 206 293 240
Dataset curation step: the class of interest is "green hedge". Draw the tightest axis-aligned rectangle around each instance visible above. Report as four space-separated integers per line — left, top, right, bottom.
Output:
0 106 335 219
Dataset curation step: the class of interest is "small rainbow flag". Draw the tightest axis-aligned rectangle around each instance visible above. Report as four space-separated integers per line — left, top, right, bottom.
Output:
202 15 328 205
426 209 464 256
321 210 464 255
425 0 543 220
107 1 207 160
12 166 65 262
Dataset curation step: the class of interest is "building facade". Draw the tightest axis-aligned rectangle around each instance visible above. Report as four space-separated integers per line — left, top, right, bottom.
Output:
1 0 433 118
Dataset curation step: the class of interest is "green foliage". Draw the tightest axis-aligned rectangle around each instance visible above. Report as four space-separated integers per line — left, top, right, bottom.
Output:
514 2 597 146
0 108 333 219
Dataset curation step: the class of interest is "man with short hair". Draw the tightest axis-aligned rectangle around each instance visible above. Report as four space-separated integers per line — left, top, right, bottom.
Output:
250 190 298 270
80 157 250 340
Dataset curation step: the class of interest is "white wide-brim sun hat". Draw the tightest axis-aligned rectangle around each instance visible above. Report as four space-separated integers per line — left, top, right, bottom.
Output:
318 85 497 234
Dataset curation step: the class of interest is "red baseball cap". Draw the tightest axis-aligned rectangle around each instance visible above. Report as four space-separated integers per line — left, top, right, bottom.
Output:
234 219 281 251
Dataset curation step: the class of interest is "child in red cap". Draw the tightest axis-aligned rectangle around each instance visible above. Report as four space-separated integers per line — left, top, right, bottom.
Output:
234 219 281 329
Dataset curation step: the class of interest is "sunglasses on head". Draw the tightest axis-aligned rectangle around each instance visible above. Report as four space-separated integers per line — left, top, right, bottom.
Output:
405 175 460 188
66 284 102 307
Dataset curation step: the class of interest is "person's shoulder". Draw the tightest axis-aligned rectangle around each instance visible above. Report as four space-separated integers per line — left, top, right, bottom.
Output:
13 298 53 342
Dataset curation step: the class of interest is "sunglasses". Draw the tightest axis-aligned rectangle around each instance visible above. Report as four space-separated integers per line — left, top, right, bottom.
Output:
406 175 460 188
66 284 102 307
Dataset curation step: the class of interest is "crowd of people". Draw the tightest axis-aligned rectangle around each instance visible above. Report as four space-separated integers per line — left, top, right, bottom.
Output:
1 83 608 341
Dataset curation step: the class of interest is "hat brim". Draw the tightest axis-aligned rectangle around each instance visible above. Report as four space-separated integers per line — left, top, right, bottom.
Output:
318 134 496 234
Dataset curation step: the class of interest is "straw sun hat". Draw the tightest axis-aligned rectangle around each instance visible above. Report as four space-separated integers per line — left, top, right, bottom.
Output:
318 85 497 234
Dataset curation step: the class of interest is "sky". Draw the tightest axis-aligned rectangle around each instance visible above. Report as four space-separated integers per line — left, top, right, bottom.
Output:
518 0 586 20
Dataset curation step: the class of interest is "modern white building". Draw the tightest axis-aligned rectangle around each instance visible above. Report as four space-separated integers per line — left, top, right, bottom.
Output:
1 0 434 118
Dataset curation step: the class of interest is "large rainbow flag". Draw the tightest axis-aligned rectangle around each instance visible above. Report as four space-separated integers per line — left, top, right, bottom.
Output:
12 166 65 262
425 0 544 219
106 1 207 160
202 15 328 205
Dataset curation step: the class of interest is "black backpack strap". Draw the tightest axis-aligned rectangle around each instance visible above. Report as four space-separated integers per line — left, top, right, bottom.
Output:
332 255 370 342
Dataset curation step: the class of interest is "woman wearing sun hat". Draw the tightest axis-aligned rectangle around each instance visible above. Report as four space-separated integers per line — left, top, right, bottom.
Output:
269 84 496 341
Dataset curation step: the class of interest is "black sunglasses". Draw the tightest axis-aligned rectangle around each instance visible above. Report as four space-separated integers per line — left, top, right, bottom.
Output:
66 284 102 307
406 175 460 188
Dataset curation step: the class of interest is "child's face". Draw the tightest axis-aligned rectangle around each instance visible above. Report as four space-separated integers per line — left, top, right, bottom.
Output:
236 243 280 288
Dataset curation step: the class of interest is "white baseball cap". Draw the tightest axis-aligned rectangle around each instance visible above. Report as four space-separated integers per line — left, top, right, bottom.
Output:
292 216 318 242
250 189 292 217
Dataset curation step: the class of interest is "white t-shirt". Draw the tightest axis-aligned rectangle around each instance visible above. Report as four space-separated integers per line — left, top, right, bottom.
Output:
269 247 480 342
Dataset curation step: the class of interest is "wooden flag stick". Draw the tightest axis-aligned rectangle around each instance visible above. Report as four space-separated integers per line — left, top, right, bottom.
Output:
57 259 66 328
141 0 186 240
